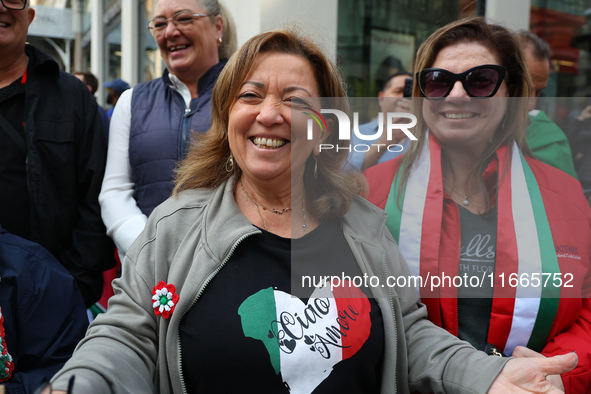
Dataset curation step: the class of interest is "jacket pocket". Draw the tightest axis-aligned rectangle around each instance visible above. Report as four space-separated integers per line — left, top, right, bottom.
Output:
34 121 76 170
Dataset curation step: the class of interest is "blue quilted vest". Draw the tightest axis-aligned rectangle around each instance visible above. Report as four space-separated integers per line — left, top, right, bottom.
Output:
129 61 226 216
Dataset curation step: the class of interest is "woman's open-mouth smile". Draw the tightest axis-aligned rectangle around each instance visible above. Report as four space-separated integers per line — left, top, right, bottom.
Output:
251 137 289 149
441 112 478 119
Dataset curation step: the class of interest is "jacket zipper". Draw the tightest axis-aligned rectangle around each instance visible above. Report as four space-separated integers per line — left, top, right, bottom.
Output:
180 107 191 159
381 256 398 393
177 231 258 393
376 220 398 393
387 290 398 393
346 220 398 393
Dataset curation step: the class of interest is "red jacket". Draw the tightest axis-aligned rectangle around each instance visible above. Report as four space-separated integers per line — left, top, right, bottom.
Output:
365 156 591 394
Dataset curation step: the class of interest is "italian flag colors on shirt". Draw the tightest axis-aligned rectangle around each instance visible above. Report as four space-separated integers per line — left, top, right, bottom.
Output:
238 282 371 393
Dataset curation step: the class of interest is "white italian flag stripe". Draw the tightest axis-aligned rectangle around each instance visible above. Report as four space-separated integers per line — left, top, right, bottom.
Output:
504 144 542 355
398 146 431 288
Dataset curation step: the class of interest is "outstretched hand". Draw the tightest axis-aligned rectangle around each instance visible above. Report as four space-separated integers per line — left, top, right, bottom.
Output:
489 352 577 393
512 346 564 391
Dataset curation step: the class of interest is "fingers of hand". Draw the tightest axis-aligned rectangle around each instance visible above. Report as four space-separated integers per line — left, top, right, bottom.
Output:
494 359 553 393
545 374 565 391
537 353 578 376
395 99 411 111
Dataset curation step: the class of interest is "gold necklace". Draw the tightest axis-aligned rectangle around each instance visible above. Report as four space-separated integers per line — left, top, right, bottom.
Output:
240 184 292 215
240 182 307 233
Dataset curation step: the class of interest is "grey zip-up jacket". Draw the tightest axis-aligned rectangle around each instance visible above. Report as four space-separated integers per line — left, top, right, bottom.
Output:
52 178 507 393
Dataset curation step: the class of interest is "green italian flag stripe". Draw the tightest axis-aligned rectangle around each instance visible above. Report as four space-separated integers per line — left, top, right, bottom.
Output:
385 170 404 244
520 154 560 350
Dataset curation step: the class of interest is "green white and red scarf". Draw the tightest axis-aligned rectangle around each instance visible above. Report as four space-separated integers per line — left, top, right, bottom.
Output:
385 132 560 356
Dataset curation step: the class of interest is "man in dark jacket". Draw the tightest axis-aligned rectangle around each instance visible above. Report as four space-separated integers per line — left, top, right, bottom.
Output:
0 225 88 392
0 0 115 307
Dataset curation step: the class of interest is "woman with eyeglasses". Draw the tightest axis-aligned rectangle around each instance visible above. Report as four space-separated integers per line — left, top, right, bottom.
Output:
99 0 237 262
365 17 591 393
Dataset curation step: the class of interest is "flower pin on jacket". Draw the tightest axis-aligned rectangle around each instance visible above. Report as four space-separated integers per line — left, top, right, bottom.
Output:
152 281 179 319
0 307 14 382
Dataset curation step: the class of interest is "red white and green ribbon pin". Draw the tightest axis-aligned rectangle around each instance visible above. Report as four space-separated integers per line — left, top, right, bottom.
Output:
152 281 179 319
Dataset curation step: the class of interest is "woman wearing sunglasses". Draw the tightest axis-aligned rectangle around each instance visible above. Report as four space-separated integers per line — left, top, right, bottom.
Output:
365 17 591 393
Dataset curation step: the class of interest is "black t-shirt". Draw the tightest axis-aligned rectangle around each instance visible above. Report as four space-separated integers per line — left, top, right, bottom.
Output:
179 219 384 393
0 75 29 238
457 205 498 349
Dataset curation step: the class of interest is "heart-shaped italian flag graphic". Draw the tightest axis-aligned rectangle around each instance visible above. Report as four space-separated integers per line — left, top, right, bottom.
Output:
238 281 371 393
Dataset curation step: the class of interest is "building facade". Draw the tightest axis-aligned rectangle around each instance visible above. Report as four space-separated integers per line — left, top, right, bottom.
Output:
26 0 591 116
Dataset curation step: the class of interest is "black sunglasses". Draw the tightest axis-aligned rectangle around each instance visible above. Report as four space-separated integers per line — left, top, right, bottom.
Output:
1 0 26 10
416 64 506 99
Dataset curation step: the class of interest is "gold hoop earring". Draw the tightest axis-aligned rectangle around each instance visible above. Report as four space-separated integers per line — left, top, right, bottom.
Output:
218 36 222 46
225 154 234 173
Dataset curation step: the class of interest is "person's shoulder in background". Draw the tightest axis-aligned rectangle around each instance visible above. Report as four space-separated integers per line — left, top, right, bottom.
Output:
526 109 577 179
0 226 88 393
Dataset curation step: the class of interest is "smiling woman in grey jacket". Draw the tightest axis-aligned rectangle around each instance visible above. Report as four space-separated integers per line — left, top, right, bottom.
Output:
49 29 576 394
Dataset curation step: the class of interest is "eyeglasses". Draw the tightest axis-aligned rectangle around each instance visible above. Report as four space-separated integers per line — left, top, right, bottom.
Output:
416 64 506 99
147 10 209 33
1 0 27 10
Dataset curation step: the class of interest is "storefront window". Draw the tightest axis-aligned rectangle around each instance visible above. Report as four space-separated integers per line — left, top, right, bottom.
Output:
81 0 90 32
338 0 478 99
530 1 591 126
530 2 587 96
142 0 162 83
106 25 121 82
